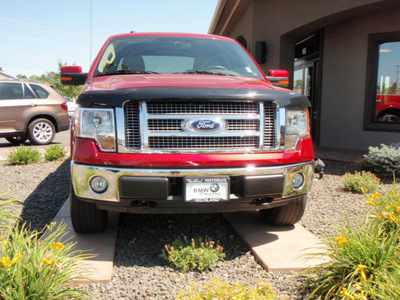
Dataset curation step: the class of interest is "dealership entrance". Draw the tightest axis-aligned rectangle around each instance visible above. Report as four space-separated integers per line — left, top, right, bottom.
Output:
293 33 322 144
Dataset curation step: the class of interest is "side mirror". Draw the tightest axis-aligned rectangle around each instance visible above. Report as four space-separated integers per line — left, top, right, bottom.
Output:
267 69 289 88
60 66 87 86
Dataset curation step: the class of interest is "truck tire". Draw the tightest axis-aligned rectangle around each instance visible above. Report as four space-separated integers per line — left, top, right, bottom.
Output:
70 183 108 233
259 195 307 226
28 118 55 145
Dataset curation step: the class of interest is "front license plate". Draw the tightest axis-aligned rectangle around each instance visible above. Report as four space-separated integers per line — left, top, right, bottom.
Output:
184 177 230 202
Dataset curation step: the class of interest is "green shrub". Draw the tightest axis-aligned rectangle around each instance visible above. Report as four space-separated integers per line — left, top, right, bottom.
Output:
177 278 276 300
44 144 66 161
359 143 400 175
0 221 94 299
163 236 225 272
7 145 41 165
301 185 400 299
342 171 380 193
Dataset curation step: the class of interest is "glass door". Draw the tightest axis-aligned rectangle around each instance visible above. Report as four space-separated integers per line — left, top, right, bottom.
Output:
294 59 320 144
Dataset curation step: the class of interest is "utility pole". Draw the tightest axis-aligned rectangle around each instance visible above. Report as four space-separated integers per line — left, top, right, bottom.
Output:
90 0 93 69
394 65 400 94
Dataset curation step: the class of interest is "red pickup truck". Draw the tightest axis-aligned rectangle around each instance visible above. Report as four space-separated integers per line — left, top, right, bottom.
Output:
61 32 323 233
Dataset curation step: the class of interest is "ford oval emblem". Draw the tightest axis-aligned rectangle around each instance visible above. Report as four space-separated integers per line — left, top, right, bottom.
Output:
183 118 226 134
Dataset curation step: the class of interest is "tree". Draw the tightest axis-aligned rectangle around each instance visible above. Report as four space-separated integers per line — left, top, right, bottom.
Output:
49 61 82 99
18 61 83 99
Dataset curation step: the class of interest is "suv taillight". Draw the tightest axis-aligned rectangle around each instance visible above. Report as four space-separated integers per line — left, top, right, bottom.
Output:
61 101 68 111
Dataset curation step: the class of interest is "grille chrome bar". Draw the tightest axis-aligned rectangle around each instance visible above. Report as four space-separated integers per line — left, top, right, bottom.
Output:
122 100 278 153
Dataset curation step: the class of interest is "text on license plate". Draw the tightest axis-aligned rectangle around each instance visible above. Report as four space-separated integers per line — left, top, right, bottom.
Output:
184 177 229 202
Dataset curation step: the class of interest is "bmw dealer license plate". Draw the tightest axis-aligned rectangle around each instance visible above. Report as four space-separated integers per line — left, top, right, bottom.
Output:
184 177 230 202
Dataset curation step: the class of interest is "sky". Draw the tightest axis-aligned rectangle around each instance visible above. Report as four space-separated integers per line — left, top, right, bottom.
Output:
0 0 219 77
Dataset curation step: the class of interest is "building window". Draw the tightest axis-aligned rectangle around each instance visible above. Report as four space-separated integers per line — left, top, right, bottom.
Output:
364 32 400 131
236 36 247 49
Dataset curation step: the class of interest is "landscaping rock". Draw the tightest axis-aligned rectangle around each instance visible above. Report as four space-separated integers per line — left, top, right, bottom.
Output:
1 159 390 299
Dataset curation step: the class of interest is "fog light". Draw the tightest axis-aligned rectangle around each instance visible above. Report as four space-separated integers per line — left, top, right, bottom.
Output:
292 172 305 189
90 176 108 194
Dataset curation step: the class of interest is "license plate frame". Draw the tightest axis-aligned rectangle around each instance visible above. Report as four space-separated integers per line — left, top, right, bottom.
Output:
184 177 230 203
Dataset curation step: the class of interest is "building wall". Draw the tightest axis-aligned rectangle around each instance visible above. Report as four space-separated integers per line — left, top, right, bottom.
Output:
228 1 254 52
221 0 400 151
230 0 384 72
320 5 400 150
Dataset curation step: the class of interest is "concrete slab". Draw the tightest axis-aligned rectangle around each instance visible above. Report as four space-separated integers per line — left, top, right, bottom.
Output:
43 198 119 284
224 211 327 272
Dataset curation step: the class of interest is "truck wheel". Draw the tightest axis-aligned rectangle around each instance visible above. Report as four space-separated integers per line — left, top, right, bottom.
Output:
259 195 307 226
70 183 108 233
6 136 27 146
28 118 55 145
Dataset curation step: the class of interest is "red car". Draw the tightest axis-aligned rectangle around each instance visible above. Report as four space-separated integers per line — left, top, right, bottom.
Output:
376 94 400 122
61 33 322 233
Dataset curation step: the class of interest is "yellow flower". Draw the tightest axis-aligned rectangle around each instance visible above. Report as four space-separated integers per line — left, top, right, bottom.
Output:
391 190 397 196
340 288 355 300
50 242 65 250
354 284 363 291
365 199 375 206
358 264 368 281
336 236 347 246
0 254 20 269
371 192 381 198
10 254 21 266
42 258 54 265
387 213 398 223
1 257 9 268
361 187 367 194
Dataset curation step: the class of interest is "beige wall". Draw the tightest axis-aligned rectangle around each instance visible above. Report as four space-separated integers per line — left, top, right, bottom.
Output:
228 1 254 53
225 0 385 71
220 0 400 151
320 5 400 149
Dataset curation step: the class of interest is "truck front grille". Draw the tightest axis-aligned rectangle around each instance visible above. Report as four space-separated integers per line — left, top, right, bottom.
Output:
123 100 277 153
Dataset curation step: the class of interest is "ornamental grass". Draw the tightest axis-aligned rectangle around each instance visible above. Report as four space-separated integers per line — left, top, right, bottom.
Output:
301 184 400 299
0 193 95 300
163 236 226 272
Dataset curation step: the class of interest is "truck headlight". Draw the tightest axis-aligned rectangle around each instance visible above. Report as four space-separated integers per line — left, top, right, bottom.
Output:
285 108 310 150
76 107 116 151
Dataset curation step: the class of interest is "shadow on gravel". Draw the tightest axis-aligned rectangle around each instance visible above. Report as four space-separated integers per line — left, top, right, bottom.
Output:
19 159 70 232
321 159 358 176
114 213 249 268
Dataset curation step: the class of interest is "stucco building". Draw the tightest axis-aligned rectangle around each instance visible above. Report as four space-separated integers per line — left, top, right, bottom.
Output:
209 0 400 150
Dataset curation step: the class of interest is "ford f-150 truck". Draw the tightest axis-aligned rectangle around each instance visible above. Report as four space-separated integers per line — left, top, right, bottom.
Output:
61 32 323 233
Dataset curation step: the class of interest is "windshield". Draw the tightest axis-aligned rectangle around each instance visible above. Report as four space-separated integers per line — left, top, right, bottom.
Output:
93 36 264 79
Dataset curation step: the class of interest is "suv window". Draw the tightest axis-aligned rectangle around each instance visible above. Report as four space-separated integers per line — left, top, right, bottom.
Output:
0 82 23 100
24 84 36 99
30 84 49 98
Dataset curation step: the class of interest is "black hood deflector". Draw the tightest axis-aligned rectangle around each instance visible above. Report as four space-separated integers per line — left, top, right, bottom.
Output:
77 86 310 108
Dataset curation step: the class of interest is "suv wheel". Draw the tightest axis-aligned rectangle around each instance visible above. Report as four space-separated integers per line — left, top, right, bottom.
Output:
28 118 55 145
6 136 27 146
70 183 108 233
259 195 307 226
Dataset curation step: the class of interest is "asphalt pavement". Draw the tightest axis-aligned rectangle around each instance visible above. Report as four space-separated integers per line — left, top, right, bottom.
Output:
0 130 70 160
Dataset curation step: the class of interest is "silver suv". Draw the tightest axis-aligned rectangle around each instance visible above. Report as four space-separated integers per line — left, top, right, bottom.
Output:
0 79 70 145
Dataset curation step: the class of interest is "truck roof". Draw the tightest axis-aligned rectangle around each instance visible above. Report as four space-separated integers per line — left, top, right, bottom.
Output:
108 32 235 42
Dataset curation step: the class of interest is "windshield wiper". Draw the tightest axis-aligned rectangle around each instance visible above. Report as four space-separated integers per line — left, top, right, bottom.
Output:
95 70 159 77
173 70 228 76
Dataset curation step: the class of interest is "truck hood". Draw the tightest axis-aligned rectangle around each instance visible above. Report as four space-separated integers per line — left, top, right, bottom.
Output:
77 74 310 108
88 74 275 91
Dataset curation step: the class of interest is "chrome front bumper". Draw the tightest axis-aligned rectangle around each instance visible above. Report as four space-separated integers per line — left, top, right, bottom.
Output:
71 161 314 204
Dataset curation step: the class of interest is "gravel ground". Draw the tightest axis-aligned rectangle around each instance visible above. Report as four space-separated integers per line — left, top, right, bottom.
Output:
0 159 391 299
